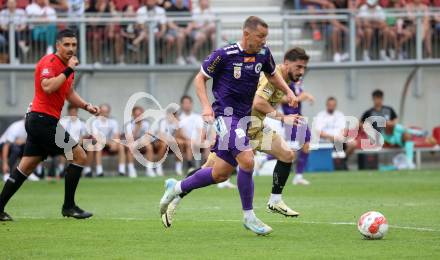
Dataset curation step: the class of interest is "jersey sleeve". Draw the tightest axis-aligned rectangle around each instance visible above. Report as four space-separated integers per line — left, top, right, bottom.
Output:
39 59 57 81
262 48 276 75
255 73 276 101
201 49 226 79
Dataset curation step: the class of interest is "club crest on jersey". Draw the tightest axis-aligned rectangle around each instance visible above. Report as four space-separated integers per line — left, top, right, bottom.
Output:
233 66 241 79
255 63 262 73
42 68 50 76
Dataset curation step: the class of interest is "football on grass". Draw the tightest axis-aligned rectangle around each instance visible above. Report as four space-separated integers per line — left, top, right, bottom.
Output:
357 211 388 239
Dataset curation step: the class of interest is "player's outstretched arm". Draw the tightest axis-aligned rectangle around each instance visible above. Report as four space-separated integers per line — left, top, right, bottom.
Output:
194 72 214 123
265 72 298 107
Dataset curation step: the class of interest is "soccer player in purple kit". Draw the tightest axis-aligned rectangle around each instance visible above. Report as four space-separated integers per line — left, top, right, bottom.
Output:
281 78 315 185
159 16 298 235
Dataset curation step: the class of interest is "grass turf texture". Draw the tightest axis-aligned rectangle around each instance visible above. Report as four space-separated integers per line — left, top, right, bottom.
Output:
1 170 439 259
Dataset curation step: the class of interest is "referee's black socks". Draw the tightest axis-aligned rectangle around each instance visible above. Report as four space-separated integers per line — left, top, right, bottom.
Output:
63 163 83 209
272 160 293 194
0 168 27 212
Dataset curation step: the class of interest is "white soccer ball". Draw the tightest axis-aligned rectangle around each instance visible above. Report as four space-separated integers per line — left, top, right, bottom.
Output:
357 211 388 239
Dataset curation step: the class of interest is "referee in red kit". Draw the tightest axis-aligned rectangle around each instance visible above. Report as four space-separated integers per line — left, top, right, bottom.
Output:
0 29 100 221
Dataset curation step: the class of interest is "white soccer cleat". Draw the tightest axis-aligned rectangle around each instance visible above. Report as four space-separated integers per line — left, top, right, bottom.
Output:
161 197 181 228
267 200 300 217
217 179 236 189
293 175 310 185
159 178 179 215
128 170 137 178
243 216 273 236
146 168 156 178
156 165 164 177
28 173 40 182
3 173 10 182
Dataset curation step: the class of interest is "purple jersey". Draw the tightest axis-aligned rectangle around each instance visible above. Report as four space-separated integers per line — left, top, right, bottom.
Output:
282 80 303 115
201 42 276 118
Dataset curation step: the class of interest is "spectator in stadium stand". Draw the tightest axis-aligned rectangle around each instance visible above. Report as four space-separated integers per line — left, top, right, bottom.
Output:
435 0 440 43
66 0 85 31
85 0 123 64
300 0 335 41
120 4 144 62
357 0 393 61
26 0 57 55
165 0 191 65
314 97 357 169
329 0 351 62
136 0 167 63
0 0 29 62
49 0 68 13
186 0 215 64
398 0 432 59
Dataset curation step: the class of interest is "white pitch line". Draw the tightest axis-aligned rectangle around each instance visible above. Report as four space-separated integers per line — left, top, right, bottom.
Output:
13 216 440 232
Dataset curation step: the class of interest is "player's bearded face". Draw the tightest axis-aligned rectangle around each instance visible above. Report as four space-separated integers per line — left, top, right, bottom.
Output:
287 60 308 82
57 37 77 60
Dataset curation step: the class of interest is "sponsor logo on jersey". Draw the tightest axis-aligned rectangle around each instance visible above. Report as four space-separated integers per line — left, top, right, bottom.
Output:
244 64 253 70
233 63 243 67
244 57 256 63
207 56 222 74
42 68 50 76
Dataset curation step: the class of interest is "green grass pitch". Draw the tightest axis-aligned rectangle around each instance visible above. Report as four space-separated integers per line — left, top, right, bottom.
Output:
1 170 439 259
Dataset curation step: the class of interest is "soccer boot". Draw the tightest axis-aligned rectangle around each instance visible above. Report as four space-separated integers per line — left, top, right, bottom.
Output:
267 200 300 217
159 178 179 215
161 197 181 228
0 211 13 221
62 205 93 219
243 216 273 236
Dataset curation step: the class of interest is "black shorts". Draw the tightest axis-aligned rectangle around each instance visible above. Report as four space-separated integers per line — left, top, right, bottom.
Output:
23 112 78 160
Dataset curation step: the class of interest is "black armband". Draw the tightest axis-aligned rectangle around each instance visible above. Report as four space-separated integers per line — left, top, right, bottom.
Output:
63 67 74 78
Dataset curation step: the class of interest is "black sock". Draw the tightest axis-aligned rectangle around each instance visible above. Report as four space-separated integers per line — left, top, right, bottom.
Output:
0 168 27 212
186 160 194 169
179 167 200 199
272 160 292 194
63 164 83 209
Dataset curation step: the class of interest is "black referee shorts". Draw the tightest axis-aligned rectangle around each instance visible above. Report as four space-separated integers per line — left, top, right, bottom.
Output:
23 112 79 160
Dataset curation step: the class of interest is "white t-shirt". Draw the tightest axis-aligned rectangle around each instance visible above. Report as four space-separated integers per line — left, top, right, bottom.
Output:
179 112 203 140
26 3 57 21
136 5 166 32
91 117 120 140
0 119 26 144
59 117 86 142
358 5 385 21
191 7 215 28
0 8 27 29
67 0 85 18
124 120 150 139
155 117 178 137
314 110 346 142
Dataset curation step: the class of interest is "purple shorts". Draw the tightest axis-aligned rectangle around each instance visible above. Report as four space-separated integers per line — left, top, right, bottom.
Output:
284 123 311 145
212 116 251 167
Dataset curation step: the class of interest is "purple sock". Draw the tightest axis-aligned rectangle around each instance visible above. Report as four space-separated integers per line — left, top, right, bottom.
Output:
181 167 215 193
266 154 275 161
296 150 309 174
237 168 254 210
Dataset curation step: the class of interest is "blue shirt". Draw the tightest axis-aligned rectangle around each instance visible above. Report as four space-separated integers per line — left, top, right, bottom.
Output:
201 42 276 118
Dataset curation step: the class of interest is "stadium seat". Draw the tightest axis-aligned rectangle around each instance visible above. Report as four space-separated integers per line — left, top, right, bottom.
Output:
432 126 440 145
409 126 435 148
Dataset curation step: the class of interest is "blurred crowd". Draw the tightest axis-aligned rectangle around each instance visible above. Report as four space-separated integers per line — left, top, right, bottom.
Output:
0 0 217 64
297 0 440 61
